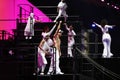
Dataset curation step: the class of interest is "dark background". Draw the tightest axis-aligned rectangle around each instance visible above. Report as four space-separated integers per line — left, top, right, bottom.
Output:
28 0 120 56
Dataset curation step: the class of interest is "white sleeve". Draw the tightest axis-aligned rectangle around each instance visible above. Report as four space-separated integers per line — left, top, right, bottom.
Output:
42 32 49 38
48 23 57 35
72 30 76 36
57 2 61 8
105 25 113 29
95 23 101 28
65 25 69 31
94 22 103 30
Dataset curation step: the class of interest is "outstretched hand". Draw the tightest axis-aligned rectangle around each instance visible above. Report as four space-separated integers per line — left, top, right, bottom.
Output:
93 22 96 24
112 25 116 27
59 21 62 23
63 23 67 26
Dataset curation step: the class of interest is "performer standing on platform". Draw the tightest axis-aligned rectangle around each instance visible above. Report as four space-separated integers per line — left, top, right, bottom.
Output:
93 19 115 58
64 23 76 57
54 0 68 22
37 22 58 75
47 21 64 74
24 13 40 39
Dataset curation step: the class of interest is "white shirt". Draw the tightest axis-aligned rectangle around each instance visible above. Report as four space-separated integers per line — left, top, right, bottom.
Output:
94 23 113 34
58 1 67 10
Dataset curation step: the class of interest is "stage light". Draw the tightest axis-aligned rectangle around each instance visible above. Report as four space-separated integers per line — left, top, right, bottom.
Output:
92 24 96 28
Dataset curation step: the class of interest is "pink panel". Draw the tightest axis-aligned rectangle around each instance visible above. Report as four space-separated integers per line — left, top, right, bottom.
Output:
0 0 52 37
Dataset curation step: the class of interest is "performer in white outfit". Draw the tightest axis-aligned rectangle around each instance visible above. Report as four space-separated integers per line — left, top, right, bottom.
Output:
38 35 51 75
24 13 40 39
94 19 115 58
47 21 64 74
64 23 76 57
54 0 68 22
37 22 58 75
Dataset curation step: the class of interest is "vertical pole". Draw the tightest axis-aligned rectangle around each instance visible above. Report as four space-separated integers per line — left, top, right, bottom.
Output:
20 7 22 23
34 46 38 79
73 44 76 80
53 47 56 74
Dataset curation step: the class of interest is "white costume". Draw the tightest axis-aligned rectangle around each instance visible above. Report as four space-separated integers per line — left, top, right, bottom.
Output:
54 1 68 22
24 13 35 39
65 26 76 57
48 49 63 74
38 41 50 65
38 39 51 75
47 30 64 75
38 23 57 75
94 23 113 58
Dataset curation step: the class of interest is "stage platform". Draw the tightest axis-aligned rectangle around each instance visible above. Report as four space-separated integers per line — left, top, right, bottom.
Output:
0 55 120 80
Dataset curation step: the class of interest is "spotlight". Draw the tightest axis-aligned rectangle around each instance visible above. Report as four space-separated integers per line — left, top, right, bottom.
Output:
91 24 96 28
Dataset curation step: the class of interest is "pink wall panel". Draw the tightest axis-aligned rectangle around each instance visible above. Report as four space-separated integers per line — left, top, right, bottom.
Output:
0 0 51 36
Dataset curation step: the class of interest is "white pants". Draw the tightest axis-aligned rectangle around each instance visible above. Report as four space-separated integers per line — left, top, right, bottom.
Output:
38 48 47 66
48 49 61 73
37 48 48 73
54 9 68 22
68 40 75 57
102 33 113 58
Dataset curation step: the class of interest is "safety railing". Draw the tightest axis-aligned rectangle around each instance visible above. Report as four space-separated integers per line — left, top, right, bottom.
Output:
0 19 16 40
17 4 40 23
0 30 14 40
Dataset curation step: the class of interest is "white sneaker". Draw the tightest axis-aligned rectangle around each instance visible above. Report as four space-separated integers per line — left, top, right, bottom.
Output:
40 72 44 75
102 55 107 58
47 71 53 75
47 72 50 75
29 36 32 39
56 72 64 75
108 53 113 58
33 72 36 75
25 37 28 39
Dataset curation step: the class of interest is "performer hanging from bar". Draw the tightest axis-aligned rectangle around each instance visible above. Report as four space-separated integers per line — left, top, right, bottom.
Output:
47 21 64 75
93 19 115 58
37 22 58 75
64 23 76 57
24 13 41 39
54 0 68 22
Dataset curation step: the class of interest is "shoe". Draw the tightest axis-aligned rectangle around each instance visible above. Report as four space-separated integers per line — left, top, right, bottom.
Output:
33 72 36 75
108 53 113 58
102 55 107 58
40 72 44 75
47 71 53 75
56 72 64 75
29 36 32 39
25 37 28 39
67 54 73 57
47 72 50 75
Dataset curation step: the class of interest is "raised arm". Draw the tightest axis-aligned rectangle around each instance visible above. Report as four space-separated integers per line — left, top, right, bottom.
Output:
64 23 69 31
54 21 62 38
48 22 58 35
93 22 102 30
105 25 115 29
38 39 48 54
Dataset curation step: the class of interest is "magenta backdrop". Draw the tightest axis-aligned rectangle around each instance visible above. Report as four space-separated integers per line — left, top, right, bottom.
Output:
0 0 51 35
